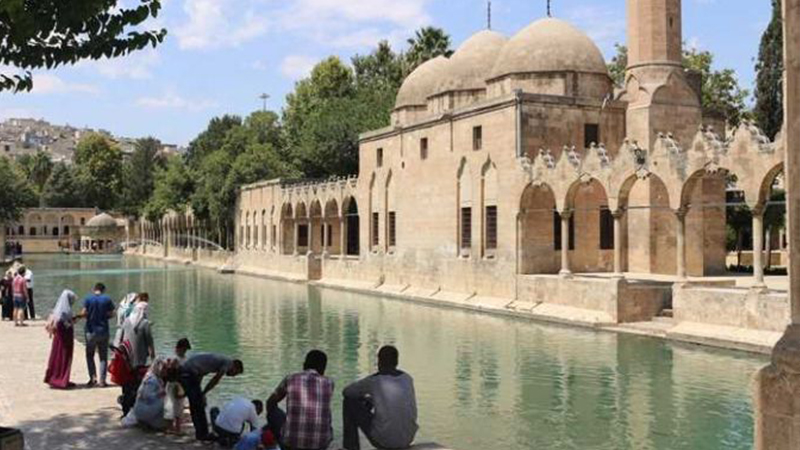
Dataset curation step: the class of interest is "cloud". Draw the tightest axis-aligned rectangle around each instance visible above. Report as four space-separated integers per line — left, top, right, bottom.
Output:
280 55 319 80
135 91 218 112
174 0 270 50
567 6 626 55
30 74 100 95
79 50 161 80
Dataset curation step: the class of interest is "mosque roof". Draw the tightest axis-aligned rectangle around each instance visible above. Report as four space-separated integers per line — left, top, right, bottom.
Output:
433 30 508 95
394 56 450 109
488 18 608 81
85 213 118 228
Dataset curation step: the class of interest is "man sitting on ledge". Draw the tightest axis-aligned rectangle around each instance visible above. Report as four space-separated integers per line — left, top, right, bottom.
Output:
342 345 418 450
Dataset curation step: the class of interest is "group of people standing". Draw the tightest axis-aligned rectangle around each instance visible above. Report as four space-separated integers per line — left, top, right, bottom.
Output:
39 282 419 450
1 261 35 326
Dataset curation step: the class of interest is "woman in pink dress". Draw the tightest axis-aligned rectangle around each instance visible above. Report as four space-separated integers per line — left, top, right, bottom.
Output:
44 290 78 389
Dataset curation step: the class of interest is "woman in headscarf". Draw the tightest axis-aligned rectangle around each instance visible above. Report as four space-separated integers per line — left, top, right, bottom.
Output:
121 357 180 430
44 289 78 389
118 293 155 416
113 293 138 347
0 270 13 321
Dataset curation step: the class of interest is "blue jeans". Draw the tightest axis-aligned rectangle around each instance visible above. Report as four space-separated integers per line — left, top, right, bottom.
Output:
85 332 109 383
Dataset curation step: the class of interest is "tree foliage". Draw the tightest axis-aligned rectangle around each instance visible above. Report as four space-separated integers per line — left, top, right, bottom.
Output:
754 0 784 140
0 157 37 223
0 0 166 92
143 155 193 221
405 26 454 72
74 132 123 210
42 162 84 207
119 137 165 217
608 44 749 126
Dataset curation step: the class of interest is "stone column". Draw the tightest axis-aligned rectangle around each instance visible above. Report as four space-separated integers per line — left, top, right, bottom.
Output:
676 209 687 280
755 1 800 448
307 220 314 256
293 222 299 256
322 222 329 258
559 211 572 277
340 217 346 256
613 210 625 276
752 209 767 288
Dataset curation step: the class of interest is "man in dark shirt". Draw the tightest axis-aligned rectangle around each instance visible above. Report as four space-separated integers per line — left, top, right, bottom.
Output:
76 283 115 387
179 352 244 441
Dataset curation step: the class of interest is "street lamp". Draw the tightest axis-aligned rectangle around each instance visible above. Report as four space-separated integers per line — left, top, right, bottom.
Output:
259 93 270 112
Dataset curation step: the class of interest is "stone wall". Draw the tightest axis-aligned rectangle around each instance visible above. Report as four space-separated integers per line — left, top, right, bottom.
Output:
674 285 790 332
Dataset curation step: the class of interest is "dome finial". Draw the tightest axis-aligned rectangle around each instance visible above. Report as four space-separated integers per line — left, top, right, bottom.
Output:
487 1 492 30
547 0 552 17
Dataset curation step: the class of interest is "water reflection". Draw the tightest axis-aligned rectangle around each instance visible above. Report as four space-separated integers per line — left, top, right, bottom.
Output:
30 254 765 450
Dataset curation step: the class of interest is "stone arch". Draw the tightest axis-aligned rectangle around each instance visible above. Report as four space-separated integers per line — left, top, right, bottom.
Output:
679 168 728 276
324 198 341 255
343 196 360 256
564 178 613 272
755 162 785 210
519 183 559 274
624 173 676 275
61 215 75 236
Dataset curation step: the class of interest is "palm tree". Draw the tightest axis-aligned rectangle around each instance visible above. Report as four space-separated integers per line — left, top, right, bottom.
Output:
30 151 54 203
405 26 454 73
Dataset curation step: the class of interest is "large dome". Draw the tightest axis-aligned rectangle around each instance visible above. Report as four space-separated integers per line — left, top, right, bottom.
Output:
394 56 450 109
489 18 608 81
85 213 118 228
434 30 508 95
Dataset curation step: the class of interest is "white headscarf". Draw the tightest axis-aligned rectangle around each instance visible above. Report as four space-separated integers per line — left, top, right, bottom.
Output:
126 301 150 332
116 293 138 326
48 290 77 329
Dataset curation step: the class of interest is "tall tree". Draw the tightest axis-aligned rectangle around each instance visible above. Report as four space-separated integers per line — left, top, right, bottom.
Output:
29 150 54 200
405 26 454 72
185 115 242 170
0 0 166 92
0 157 37 223
74 132 123 210
144 155 193 221
607 44 749 126
754 0 784 141
120 137 165 217
42 162 84 207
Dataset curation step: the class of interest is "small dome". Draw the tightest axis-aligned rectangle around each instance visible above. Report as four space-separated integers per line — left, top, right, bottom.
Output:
434 30 508 95
489 18 608 81
85 213 118 228
395 56 450 109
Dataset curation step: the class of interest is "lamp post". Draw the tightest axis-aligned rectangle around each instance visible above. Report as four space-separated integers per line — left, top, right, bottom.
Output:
259 93 270 112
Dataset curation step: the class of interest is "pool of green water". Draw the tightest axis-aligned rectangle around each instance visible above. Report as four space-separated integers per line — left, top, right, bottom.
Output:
27 254 765 450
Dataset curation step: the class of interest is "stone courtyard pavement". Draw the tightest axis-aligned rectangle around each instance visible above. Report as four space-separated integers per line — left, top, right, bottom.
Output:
0 320 204 450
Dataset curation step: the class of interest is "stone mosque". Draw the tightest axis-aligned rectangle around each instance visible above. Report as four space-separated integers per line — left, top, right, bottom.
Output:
139 0 788 353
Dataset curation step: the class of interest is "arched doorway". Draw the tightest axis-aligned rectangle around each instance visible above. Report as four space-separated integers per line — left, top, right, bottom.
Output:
344 197 360 256
519 184 559 274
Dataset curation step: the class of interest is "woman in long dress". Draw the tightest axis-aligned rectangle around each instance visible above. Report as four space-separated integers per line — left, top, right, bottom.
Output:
0 271 13 321
121 357 180 430
44 290 78 389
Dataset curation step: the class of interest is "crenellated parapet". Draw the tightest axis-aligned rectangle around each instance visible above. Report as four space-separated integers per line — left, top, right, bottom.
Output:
519 121 785 214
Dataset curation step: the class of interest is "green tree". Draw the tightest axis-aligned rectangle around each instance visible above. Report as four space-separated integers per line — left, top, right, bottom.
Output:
0 157 37 222
0 0 166 92
143 155 193 221
764 189 786 270
185 115 242 170
74 132 123 210
42 162 85 207
607 44 749 126
29 150 53 199
754 0 784 140
120 137 165 217
405 26 453 72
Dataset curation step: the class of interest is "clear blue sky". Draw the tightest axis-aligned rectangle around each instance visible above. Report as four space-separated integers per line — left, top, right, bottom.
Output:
0 0 772 146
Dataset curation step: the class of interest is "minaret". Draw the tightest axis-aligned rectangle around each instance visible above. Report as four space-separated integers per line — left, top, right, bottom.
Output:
623 0 700 150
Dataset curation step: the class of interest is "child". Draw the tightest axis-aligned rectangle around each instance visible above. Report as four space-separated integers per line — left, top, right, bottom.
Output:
234 427 280 450
165 338 191 433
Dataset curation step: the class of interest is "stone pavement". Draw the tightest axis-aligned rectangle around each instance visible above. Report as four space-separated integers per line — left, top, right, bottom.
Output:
0 320 203 450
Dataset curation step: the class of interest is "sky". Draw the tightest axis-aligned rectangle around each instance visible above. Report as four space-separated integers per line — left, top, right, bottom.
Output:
0 0 773 146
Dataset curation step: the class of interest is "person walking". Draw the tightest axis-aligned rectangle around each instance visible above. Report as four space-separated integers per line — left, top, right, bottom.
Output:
76 283 115 387
341 345 418 450
179 353 244 441
12 267 28 327
117 295 155 415
23 265 34 320
0 270 13 321
44 290 78 389
266 350 334 450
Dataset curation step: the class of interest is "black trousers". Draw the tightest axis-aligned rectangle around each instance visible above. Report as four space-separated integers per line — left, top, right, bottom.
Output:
121 369 145 416
342 396 375 450
179 370 209 439
25 288 34 319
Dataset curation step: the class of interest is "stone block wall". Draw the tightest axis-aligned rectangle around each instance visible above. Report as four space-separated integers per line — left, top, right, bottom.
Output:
674 285 790 332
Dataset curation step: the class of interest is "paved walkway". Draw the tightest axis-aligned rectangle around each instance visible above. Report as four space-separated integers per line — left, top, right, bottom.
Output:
0 320 203 450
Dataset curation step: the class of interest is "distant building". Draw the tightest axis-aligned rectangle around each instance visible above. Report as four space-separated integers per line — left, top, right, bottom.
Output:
4 208 98 253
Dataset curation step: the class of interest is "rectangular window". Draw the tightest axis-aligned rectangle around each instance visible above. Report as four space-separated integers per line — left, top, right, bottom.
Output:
388 211 397 247
371 212 379 247
461 207 472 250
584 123 600 148
553 212 575 251
298 224 309 247
377 148 383 168
600 207 615 250
485 205 497 250
420 138 428 160
473 126 483 151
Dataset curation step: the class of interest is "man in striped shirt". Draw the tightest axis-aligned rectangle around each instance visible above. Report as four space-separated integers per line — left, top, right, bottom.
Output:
266 350 334 450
